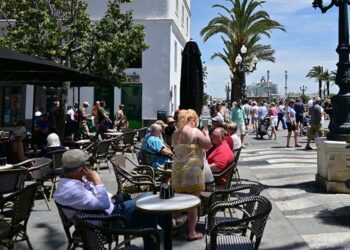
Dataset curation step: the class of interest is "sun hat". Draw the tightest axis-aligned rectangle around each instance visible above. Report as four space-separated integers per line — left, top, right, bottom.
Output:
62 149 89 169
212 115 224 125
13 126 26 137
167 117 176 123
155 120 168 128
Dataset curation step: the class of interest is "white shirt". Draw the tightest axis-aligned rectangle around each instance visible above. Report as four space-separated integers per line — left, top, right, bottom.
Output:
231 134 242 150
54 177 114 219
66 108 75 120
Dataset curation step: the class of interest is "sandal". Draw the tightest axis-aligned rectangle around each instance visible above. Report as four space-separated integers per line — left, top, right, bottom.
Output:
187 232 204 241
295 144 302 147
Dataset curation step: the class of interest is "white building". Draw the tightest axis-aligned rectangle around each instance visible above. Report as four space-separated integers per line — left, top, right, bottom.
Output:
0 0 190 128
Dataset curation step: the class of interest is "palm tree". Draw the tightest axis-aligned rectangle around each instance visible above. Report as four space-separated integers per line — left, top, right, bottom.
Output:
200 0 285 102
322 69 336 97
306 66 325 98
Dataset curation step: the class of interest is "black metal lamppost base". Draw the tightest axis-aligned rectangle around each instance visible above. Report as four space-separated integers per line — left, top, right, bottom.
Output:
327 94 350 141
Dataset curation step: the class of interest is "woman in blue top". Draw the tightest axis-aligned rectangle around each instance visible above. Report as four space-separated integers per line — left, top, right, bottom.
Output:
286 99 301 147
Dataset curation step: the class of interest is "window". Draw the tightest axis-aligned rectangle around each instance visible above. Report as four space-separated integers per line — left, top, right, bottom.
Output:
175 0 179 16
174 41 178 72
181 5 184 27
128 53 142 68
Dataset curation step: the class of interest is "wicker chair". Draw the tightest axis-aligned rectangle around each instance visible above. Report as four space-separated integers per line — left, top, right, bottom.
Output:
110 156 156 198
0 182 40 250
88 139 114 172
44 148 68 201
115 131 137 157
207 196 272 250
206 184 262 235
16 158 53 210
199 161 237 217
55 202 127 250
232 147 242 183
73 215 160 250
136 127 148 142
0 169 27 196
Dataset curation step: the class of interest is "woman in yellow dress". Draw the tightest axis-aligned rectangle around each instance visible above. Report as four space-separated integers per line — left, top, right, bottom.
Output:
172 109 211 241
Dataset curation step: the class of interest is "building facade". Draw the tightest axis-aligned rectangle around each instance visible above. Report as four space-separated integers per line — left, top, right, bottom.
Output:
0 0 190 128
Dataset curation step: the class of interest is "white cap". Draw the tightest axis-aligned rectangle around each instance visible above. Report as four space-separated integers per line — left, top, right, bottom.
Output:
62 149 89 169
83 101 90 107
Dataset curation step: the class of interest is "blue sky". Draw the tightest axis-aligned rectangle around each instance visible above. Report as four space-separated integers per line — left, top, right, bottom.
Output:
190 0 340 98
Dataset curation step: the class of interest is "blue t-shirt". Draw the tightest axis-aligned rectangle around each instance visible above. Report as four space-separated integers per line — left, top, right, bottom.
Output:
293 102 304 115
258 106 268 119
141 135 170 168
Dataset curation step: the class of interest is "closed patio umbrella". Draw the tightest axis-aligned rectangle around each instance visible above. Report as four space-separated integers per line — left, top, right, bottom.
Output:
179 40 204 115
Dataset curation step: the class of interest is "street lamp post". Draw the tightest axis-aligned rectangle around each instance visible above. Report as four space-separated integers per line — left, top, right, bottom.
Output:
285 70 288 98
225 82 231 103
235 45 258 101
267 70 270 102
300 85 307 96
313 0 350 141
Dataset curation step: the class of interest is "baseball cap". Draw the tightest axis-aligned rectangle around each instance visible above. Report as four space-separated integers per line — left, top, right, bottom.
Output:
62 149 89 169
212 115 224 125
83 101 90 106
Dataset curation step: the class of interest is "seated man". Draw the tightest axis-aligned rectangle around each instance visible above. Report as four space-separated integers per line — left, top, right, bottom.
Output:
207 127 234 185
141 124 173 168
54 149 161 249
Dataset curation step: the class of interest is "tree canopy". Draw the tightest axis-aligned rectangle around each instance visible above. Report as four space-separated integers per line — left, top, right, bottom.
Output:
200 0 285 101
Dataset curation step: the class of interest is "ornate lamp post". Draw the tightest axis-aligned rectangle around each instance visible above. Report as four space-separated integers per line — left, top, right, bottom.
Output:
235 45 258 101
225 82 231 103
267 70 270 102
300 85 308 96
313 0 350 141
285 70 288 98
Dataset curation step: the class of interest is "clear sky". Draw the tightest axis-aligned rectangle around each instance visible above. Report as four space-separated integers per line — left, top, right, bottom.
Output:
190 0 340 98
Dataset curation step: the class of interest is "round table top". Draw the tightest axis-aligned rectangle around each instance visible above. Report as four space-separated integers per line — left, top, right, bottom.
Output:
75 139 91 144
0 164 13 171
135 193 200 213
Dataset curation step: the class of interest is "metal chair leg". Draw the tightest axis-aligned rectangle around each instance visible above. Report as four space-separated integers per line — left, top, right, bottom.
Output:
39 186 51 211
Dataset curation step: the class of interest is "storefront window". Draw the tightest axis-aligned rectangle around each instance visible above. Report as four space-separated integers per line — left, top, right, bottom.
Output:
3 87 23 126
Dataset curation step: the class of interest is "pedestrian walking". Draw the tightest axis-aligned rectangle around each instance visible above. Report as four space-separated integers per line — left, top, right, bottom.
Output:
276 101 287 130
286 99 301 148
267 102 278 140
305 97 323 150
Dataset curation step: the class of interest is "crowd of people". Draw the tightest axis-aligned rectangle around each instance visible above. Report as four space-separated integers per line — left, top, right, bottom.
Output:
209 96 330 150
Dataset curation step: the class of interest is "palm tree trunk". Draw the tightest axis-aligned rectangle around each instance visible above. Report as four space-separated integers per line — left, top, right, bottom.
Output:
318 80 322 98
326 80 330 97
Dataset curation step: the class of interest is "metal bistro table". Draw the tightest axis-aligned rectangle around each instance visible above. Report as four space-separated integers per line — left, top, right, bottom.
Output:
135 193 201 250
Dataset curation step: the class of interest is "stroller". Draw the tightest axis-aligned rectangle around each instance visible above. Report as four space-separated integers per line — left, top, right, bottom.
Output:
256 117 270 139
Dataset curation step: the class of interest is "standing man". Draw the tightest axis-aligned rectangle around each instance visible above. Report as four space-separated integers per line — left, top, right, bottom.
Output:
230 100 247 148
242 100 251 131
305 97 323 150
48 101 60 132
294 98 305 136
78 102 90 135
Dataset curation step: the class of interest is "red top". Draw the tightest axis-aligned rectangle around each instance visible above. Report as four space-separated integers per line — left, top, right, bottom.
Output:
225 134 234 149
207 140 234 185
268 107 278 116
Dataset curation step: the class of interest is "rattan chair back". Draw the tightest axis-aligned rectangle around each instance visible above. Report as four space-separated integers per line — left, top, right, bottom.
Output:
0 169 27 195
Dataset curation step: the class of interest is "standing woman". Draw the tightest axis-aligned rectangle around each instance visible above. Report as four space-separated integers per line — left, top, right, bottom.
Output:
267 102 278 140
172 109 211 241
286 99 301 147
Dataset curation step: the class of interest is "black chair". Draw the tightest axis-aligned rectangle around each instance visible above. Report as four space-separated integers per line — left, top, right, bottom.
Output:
206 184 262 235
0 182 40 250
200 161 237 217
88 139 113 172
207 196 272 250
136 127 148 142
110 156 156 198
13 158 53 210
73 215 160 250
233 147 243 183
115 131 137 157
55 202 127 250
0 169 27 196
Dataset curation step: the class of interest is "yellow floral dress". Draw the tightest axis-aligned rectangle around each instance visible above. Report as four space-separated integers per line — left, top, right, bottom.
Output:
172 129 205 193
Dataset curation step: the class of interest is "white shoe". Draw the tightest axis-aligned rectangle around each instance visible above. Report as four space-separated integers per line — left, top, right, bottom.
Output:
242 144 246 148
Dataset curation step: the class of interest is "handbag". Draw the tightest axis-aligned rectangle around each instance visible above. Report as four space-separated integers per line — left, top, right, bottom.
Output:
203 157 214 184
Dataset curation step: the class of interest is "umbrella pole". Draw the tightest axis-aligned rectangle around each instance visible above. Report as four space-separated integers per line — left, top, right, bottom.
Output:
32 84 36 150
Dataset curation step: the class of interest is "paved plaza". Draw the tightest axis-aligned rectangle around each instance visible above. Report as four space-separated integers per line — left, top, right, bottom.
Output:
12 123 350 250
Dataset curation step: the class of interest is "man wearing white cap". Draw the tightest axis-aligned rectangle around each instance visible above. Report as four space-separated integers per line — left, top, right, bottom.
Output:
54 149 161 249
78 102 90 135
